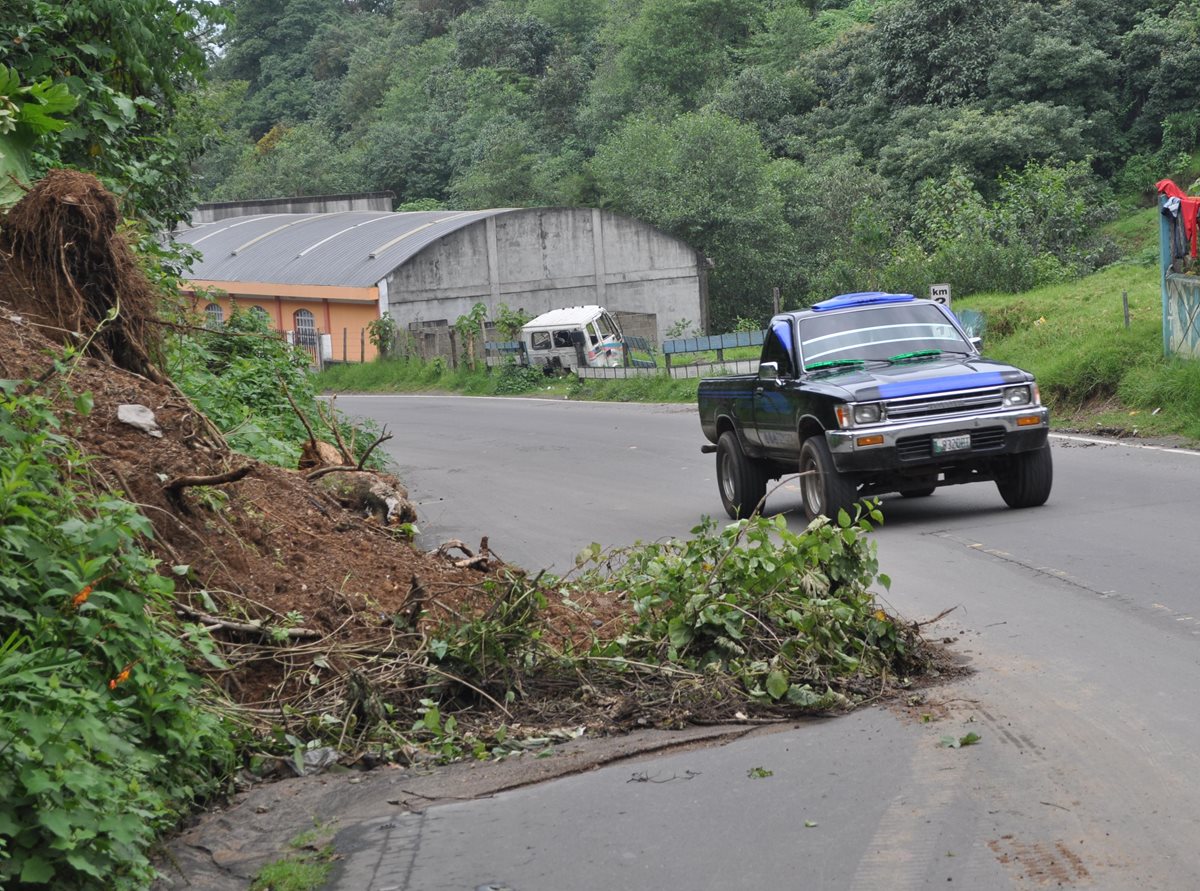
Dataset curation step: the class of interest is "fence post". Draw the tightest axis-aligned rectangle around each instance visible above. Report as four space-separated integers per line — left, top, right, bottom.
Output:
449 328 459 369
360 328 366 363
342 328 348 363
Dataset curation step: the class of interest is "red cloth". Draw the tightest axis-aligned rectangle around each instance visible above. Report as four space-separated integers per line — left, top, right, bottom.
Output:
1183 197 1200 257
1159 179 1200 256
1158 178 1187 199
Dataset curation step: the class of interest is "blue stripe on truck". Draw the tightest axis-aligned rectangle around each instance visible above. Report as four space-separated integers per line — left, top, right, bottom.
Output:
876 371 1016 399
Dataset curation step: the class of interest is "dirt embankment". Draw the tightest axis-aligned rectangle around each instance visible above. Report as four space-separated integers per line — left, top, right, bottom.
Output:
0 172 633 748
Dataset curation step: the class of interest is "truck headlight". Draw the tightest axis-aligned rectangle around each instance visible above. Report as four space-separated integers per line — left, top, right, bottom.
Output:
836 403 883 428
1003 386 1032 407
853 403 883 424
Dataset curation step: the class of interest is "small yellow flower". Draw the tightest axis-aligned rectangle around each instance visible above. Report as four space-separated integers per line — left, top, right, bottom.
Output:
874 609 887 622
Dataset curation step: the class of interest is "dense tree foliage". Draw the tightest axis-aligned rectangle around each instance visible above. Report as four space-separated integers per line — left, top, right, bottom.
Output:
0 0 225 227
192 0 1200 328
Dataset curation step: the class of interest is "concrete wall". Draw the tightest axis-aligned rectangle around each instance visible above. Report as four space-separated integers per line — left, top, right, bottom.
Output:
191 192 395 224
383 208 706 343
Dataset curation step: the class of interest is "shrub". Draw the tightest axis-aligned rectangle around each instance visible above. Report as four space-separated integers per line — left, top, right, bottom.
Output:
0 380 235 889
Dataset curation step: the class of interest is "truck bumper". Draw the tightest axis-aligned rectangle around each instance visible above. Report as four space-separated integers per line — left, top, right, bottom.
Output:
825 407 1050 474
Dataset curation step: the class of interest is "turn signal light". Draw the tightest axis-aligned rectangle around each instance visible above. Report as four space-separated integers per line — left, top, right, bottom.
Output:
1016 415 1042 427
856 434 885 447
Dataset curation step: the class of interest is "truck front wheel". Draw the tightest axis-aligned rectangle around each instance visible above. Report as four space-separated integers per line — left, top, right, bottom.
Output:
995 444 1053 508
799 436 858 522
716 431 768 520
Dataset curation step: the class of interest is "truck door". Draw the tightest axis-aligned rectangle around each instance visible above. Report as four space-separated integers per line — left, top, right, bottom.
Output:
752 320 801 456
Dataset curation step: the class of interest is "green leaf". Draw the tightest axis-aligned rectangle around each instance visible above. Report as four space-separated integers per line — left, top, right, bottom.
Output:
765 669 788 700
959 732 981 746
667 616 693 650
38 808 74 840
20 856 54 883
23 80 77 128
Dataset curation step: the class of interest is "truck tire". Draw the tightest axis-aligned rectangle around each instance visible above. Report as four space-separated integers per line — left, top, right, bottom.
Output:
995 444 1053 508
716 431 768 520
799 436 858 522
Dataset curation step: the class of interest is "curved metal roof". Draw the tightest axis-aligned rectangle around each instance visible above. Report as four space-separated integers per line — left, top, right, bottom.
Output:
174 209 513 287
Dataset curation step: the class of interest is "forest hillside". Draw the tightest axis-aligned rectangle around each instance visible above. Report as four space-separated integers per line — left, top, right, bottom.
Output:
194 0 1200 327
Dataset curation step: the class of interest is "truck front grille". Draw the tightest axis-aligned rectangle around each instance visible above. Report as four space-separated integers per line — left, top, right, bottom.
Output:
885 387 1005 421
896 427 1007 462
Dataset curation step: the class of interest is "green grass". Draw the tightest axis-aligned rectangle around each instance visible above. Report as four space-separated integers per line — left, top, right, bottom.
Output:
318 356 700 403
1102 206 1160 265
956 261 1200 440
249 824 338 891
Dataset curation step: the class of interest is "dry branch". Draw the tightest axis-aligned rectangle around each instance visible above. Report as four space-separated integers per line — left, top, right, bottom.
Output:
163 463 254 495
176 604 321 639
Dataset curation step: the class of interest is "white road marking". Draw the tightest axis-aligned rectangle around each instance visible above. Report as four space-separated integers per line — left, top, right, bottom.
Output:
1051 432 1200 456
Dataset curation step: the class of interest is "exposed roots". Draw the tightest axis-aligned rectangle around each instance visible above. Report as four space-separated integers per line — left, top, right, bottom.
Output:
0 169 166 381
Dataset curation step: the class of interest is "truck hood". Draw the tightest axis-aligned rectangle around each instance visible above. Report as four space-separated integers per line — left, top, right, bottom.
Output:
807 356 1033 402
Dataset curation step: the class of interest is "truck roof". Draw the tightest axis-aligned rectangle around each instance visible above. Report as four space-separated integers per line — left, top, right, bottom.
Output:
523 305 606 329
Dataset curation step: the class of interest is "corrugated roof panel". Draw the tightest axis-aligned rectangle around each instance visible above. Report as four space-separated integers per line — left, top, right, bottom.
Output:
174 209 512 286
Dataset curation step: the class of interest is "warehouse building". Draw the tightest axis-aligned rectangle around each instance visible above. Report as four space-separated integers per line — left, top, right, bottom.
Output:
175 195 710 361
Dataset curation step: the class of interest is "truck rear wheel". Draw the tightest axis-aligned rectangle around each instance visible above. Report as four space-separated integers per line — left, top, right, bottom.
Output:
716 431 768 520
995 444 1053 508
799 436 858 522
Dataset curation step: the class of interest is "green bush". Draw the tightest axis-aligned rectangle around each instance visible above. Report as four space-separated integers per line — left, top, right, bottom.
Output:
167 304 375 467
578 506 916 705
0 381 235 889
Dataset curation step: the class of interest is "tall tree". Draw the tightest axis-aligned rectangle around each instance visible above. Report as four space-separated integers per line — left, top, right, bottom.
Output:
1 0 223 225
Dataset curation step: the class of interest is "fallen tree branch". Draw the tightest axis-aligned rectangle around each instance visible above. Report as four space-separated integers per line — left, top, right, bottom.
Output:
355 428 392 469
176 604 321 640
278 375 319 446
304 463 358 482
435 539 473 559
316 396 354 464
913 605 959 629
163 463 253 495
303 428 395 480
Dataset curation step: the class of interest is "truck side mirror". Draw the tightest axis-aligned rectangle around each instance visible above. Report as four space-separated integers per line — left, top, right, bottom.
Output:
758 361 779 380
970 336 983 351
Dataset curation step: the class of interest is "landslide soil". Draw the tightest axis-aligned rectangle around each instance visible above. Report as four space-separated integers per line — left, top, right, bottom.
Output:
0 171 628 738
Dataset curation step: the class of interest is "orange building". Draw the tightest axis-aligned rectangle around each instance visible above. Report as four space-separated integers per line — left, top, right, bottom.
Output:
175 196 709 362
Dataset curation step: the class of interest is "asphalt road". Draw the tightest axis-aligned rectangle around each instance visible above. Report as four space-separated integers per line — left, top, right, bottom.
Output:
327 394 1200 890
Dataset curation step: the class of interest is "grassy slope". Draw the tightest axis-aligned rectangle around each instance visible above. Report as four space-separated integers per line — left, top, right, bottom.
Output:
320 210 1200 440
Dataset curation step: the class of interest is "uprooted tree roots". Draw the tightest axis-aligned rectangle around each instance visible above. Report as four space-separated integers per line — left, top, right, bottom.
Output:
0 169 166 382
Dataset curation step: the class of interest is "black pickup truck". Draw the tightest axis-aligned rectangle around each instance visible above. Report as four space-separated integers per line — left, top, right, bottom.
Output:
698 291 1051 521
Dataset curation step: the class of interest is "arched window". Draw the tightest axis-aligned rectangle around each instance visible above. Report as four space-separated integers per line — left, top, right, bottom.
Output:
248 305 270 323
204 303 224 328
293 308 317 345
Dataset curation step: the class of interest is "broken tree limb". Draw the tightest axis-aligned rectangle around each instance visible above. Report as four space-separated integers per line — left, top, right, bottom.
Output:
176 604 321 639
278 374 319 446
316 395 354 464
354 428 392 469
434 539 474 559
304 463 358 482
303 428 395 480
163 463 253 495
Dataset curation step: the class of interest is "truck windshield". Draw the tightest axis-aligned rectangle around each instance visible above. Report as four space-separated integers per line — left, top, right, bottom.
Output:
798 304 970 366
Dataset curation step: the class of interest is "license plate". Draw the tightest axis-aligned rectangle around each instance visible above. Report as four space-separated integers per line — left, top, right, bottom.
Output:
932 433 971 454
